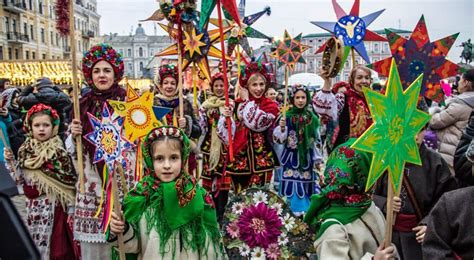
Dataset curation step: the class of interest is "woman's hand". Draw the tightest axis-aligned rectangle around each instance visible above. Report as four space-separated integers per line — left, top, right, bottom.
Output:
392 196 402 213
70 119 83 139
178 117 187 129
413 225 427 243
110 211 126 235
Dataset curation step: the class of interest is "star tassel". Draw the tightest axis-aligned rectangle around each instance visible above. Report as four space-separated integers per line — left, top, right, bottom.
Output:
352 59 431 192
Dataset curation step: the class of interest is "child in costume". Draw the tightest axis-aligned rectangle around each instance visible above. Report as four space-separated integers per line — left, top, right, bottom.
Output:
313 65 373 151
273 84 322 215
109 126 224 259
153 64 201 175
199 72 234 223
68 43 136 259
5 104 76 259
373 125 458 260
304 139 398 260
219 61 280 192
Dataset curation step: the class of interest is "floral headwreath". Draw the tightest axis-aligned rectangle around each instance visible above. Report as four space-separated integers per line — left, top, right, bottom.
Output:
210 72 224 90
239 61 272 88
24 103 60 134
155 64 179 85
82 43 124 86
289 84 310 106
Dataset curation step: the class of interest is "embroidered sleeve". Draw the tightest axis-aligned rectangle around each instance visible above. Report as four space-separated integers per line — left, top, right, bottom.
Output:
272 125 288 144
312 90 342 121
65 134 76 156
237 100 276 132
217 116 235 145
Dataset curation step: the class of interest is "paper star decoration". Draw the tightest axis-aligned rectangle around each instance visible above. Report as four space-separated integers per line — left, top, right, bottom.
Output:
84 104 134 171
270 30 311 71
311 0 386 64
367 15 461 103
352 59 431 192
199 0 240 31
108 86 172 142
156 23 232 81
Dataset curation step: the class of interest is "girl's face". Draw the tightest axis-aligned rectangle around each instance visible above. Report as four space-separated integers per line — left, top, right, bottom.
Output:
92 60 115 91
152 139 182 182
212 79 225 97
161 77 177 97
293 90 307 109
352 69 371 93
265 88 277 100
31 114 53 142
248 74 266 99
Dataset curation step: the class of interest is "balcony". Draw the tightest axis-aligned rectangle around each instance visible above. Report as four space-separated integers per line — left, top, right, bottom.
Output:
82 30 94 38
3 0 27 13
64 46 71 53
7 32 29 43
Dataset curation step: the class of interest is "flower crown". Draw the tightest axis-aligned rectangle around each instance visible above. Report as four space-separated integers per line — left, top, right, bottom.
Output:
82 43 124 86
211 72 224 88
239 61 272 88
24 103 60 133
156 64 179 85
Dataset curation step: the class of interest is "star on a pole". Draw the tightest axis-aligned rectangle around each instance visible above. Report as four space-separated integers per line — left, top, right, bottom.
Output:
108 86 171 142
352 59 431 192
270 30 311 72
183 28 207 57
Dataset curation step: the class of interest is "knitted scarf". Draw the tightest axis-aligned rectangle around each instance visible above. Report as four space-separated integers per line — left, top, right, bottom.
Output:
123 126 221 258
201 96 226 170
285 88 320 166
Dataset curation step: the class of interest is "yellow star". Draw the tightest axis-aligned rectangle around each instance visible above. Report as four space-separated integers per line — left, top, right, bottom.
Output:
183 28 206 58
108 86 171 142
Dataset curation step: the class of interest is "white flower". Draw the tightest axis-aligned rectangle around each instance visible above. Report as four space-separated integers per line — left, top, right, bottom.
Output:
270 202 283 215
251 247 266 260
232 202 245 215
252 190 268 205
278 233 289 246
239 244 251 257
282 213 295 231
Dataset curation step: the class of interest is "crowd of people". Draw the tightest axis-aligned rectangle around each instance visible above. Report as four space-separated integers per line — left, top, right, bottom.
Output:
1 43 473 259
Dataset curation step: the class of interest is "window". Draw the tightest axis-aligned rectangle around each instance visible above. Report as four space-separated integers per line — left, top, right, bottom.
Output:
383 43 389 54
127 49 132 57
15 49 19 59
41 28 45 43
78 40 81 52
42 53 46 60
30 25 34 40
0 47 3 60
56 33 59 46
50 31 53 44
8 48 12 59
5 18 9 33
373 43 379 53
26 50 29 59
29 0 32 10
140 62 144 71
139 47 143 57
39 1 43 14
12 19 17 33
23 22 27 35
128 63 133 71
32 52 36 59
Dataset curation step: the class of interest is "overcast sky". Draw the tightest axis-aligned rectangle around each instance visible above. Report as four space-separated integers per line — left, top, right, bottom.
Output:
99 0 473 62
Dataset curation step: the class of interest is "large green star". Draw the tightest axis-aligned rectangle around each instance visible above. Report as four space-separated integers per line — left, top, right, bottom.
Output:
352 59 431 192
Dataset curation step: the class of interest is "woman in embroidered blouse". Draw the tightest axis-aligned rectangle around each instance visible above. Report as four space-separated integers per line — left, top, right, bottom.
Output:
313 65 373 151
219 61 279 192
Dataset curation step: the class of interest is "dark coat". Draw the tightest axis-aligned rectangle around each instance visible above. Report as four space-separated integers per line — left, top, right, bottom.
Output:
454 111 474 187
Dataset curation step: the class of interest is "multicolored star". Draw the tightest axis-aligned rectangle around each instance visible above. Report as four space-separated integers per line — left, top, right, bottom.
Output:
108 86 171 142
352 59 431 192
270 30 311 71
367 15 461 103
311 0 386 64
183 28 207 57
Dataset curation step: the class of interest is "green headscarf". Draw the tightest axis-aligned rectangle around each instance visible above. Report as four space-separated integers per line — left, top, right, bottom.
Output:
285 85 320 166
304 139 373 239
123 126 221 258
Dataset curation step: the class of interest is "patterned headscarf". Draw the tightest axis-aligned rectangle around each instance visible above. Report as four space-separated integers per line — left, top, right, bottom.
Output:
82 43 124 86
18 104 76 207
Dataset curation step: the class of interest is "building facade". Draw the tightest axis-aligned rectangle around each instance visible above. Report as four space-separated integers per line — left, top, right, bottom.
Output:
0 0 100 61
103 24 173 79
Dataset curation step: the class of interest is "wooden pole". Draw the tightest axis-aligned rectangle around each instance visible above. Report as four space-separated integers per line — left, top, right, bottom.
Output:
111 173 126 260
235 45 241 98
283 66 289 118
384 174 404 249
177 45 184 119
216 0 234 161
69 0 85 193
351 48 356 70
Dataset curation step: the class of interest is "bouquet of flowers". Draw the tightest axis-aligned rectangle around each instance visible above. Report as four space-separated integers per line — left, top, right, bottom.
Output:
222 188 314 259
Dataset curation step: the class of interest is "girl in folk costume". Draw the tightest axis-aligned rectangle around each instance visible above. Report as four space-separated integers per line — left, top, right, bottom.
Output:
273 85 322 215
219 61 280 192
199 72 234 223
313 65 373 151
109 126 224 259
153 64 201 175
4 104 77 259
68 43 136 259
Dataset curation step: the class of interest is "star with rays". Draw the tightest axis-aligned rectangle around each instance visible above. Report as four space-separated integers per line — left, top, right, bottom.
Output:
108 86 171 142
368 15 461 103
311 0 386 64
156 23 232 81
270 30 311 72
352 59 431 192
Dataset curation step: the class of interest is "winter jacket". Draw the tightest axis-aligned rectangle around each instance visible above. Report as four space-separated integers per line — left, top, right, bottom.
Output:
454 111 474 187
430 91 474 174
